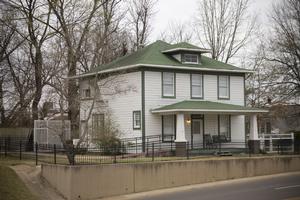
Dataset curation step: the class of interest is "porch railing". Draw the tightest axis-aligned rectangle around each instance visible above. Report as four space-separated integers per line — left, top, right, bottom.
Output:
259 133 294 153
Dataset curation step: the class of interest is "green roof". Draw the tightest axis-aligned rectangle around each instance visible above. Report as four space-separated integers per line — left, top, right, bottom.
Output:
89 40 250 74
152 100 268 114
162 42 204 51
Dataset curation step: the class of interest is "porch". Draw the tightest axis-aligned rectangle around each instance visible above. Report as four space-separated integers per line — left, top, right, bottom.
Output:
151 100 268 155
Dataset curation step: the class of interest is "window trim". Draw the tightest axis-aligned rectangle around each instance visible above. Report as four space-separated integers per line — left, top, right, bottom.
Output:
190 73 204 99
217 75 230 100
133 111 141 130
81 88 92 99
161 115 176 142
92 113 105 138
161 72 176 98
217 114 231 142
181 53 199 64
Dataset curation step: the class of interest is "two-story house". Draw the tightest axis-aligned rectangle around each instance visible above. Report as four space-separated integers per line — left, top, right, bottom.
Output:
77 40 267 153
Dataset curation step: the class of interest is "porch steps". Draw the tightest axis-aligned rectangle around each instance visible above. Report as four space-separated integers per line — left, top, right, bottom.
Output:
214 151 233 156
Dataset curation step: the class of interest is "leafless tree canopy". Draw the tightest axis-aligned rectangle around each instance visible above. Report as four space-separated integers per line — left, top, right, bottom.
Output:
158 21 193 43
266 0 300 102
195 0 256 63
128 0 156 51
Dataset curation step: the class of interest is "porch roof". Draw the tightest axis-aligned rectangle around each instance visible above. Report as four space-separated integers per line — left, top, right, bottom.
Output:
151 100 268 114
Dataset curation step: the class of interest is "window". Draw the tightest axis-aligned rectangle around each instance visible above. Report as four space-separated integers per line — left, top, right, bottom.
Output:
162 115 176 142
133 111 141 129
218 75 230 99
219 115 231 142
182 54 198 64
162 72 175 97
92 114 104 138
82 88 91 98
191 74 203 98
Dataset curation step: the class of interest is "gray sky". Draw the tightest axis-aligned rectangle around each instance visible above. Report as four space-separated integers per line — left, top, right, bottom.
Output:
149 0 277 42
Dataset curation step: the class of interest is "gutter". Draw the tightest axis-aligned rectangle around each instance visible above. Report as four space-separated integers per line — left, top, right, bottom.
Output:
68 64 254 79
151 108 269 114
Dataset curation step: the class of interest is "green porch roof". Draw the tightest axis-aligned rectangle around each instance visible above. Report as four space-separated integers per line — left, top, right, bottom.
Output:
151 100 268 114
86 40 251 75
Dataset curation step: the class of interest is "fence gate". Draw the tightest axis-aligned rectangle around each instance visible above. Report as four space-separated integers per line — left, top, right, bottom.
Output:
34 120 71 148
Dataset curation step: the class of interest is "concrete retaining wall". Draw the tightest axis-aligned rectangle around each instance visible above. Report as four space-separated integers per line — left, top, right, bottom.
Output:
41 156 300 200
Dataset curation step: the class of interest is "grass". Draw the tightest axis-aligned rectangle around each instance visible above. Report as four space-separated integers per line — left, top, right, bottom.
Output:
0 157 37 200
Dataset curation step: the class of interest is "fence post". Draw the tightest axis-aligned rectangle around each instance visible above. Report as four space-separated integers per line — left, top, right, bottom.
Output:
277 141 280 155
146 138 149 156
4 138 7 157
54 144 57 164
186 142 189 160
248 141 251 157
113 146 117 164
19 140 22 160
122 142 124 159
35 142 38 166
135 138 138 154
152 143 154 162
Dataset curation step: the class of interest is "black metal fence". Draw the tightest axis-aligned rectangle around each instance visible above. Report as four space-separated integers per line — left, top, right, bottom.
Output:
0 136 298 166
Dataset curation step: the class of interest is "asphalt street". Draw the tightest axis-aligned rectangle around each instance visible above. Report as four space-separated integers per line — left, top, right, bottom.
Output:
107 172 300 200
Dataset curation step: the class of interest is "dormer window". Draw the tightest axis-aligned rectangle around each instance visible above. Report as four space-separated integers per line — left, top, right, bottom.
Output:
182 54 198 64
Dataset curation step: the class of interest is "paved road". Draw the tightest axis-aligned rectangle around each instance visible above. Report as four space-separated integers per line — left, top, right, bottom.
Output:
107 172 300 200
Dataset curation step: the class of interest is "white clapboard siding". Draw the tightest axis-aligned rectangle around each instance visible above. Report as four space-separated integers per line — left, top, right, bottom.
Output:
103 72 142 138
144 71 190 137
79 72 142 139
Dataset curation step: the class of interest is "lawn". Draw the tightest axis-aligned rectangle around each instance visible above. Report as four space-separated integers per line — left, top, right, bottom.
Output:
0 158 37 200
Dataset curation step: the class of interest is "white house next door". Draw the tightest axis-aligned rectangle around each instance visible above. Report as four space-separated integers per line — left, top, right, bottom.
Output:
191 115 204 148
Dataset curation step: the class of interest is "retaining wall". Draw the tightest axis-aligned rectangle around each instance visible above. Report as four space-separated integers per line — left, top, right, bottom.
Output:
41 155 300 200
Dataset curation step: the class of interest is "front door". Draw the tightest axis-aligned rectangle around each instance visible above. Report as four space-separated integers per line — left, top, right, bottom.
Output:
191 115 204 149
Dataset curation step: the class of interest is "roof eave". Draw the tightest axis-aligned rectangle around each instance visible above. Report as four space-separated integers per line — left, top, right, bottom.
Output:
151 109 269 114
68 63 253 79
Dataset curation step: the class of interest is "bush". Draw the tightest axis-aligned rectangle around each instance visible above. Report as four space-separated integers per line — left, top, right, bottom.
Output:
95 135 122 155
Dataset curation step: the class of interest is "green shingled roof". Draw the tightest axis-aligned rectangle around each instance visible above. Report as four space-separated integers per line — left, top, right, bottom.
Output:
162 42 203 50
89 40 250 74
152 100 268 113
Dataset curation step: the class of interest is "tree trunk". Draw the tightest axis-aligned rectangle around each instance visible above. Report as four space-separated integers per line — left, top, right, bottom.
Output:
31 49 43 123
67 51 79 138
0 78 5 126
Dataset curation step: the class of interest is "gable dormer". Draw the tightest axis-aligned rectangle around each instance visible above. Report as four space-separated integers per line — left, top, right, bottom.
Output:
161 42 210 64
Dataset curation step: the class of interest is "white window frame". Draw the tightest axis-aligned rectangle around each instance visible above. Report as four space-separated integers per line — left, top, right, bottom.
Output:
182 54 199 64
219 115 231 142
191 74 203 98
81 88 91 99
133 111 141 130
218 75 230 99
162 72 175 98
162 115 176 142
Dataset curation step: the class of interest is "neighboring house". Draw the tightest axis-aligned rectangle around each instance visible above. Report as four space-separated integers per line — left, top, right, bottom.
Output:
259 104 300 134
76 40 267 153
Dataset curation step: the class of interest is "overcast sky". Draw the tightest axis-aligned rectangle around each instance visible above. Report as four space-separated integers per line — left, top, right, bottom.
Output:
149 0 278 42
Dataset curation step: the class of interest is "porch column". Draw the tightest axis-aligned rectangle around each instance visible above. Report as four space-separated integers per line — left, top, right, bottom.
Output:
175 113 187 156
249 114 260 153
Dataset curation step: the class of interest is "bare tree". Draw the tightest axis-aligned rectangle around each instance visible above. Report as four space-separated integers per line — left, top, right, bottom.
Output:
128 0 156 51
45 0 109 135
158 21 193 43
195 0 256 63
263 0 300 103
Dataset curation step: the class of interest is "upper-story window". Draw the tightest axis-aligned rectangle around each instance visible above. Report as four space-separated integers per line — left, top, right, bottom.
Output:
82 88 91 98
191 74 203 99
182 54 198 64
218 75 230 99
162 72 175 98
